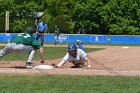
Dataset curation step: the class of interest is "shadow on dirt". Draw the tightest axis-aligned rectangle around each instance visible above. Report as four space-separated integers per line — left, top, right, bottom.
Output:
10 66 27 69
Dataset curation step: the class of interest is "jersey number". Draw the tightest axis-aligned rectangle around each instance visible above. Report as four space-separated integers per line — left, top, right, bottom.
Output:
17 33 30 39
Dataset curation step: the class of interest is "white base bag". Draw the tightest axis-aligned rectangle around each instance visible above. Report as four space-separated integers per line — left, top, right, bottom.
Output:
33 65 54 70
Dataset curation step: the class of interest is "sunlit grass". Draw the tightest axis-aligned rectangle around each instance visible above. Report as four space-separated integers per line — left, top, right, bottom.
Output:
0 74 140 93
0 46 103 61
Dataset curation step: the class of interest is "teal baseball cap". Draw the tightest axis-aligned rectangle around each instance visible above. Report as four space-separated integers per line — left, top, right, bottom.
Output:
25 27 34 34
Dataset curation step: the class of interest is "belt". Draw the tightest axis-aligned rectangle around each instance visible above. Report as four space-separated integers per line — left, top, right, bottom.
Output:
10 42 28 45
37 32 44 35
38 31 44 33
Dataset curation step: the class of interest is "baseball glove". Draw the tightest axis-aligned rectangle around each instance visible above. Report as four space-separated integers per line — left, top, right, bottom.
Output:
51 63 58 68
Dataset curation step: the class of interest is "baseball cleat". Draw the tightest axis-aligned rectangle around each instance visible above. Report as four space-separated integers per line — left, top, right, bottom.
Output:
26 62 33 69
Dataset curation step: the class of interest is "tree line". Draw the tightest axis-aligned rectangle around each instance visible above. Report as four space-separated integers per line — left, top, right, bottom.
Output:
0 0 140 35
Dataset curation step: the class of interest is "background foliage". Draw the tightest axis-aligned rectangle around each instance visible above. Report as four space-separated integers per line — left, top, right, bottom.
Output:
0 0 140 35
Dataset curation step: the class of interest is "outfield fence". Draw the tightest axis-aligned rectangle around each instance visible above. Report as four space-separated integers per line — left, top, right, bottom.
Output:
0 33 140 44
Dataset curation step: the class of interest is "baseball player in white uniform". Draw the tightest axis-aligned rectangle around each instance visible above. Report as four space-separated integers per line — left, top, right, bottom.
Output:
54 43 91 68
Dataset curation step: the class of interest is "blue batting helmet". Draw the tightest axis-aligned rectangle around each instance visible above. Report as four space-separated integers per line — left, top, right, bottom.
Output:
68 43 77 51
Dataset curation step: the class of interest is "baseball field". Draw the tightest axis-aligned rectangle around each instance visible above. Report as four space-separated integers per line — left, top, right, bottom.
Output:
0 44 140 93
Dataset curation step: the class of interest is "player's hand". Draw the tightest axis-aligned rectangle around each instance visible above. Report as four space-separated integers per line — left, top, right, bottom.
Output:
87 64 91 68
40 60 45 64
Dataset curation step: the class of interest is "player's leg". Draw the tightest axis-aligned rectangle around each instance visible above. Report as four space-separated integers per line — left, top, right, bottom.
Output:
36 33 40 41
21 45 36 68
71 59 86 68
0 46 7 57
54 35 57 45
0 43 13 57
58 35 63 45
40 35 44 46
8 43 35 68
26 49 36 68
71 61 81 68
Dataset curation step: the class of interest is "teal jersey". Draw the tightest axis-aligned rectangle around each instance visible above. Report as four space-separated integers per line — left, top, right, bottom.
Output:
54 28 60 35
10 33 42 49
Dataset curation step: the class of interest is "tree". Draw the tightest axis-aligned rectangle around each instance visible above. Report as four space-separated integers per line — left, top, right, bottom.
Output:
0 0 140 34
73 0 140 35
42 0 75 33
73 0 104 34
107 0 140 35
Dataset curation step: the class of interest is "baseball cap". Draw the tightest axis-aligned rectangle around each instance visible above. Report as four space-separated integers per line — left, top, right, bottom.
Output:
25 27 34 34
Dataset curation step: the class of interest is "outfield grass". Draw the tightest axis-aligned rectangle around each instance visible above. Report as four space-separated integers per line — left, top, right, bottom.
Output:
0 46 103 61
0 74 140 93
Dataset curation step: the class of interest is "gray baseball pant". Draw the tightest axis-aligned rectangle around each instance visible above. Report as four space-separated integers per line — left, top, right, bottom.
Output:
0 43 36 63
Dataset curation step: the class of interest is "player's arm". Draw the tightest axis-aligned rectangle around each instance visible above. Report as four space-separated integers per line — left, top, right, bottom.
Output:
57 59 67 67
85 57 91 68
51 59 66 68
80 49 91 68
53 53 68 68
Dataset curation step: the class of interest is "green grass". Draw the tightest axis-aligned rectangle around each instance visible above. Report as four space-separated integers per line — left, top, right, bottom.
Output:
0 74 140 93
0 45 140 93
0 46 103 61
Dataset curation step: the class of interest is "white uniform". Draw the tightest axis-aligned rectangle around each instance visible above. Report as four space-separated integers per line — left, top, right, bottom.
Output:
57 49 88 67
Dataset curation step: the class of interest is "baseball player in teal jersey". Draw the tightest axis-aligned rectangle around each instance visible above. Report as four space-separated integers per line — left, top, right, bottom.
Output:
0 27 44 68
54 25 60 45
53 43 91 68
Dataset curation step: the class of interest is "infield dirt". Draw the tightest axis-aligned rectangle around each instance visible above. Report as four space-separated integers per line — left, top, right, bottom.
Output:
0 45 140 76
